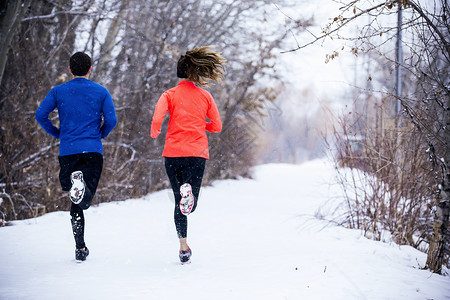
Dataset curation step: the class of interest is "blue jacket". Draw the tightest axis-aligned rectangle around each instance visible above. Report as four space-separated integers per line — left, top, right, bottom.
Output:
35 78 117 156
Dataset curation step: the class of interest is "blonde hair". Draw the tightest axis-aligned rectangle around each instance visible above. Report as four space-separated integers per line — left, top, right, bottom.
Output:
177 46 226 86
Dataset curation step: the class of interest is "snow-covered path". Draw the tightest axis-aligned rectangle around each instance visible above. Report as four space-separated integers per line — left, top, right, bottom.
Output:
0 160 449 300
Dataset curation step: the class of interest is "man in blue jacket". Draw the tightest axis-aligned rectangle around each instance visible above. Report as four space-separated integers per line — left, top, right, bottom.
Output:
36 52 117 261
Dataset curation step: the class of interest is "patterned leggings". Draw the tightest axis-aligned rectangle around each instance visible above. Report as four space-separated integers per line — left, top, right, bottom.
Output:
164 157 206 238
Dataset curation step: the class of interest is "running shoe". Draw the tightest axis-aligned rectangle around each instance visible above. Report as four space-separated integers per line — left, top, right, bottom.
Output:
179 247 192 264
179 183 194 215
70 171 85 204
75 247 89 261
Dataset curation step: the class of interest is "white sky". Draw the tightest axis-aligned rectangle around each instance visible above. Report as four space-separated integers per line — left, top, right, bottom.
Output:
273 0 361 116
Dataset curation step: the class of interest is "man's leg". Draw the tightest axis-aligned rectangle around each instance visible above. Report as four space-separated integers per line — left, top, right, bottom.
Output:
77 153 103 210
59 153 103 257
59 153 103 208
70 203 86 249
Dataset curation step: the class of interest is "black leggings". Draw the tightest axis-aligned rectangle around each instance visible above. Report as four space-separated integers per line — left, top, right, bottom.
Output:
164 157 206 238
59 153 103 249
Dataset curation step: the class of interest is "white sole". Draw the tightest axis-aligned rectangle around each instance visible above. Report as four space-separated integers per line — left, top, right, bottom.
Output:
180 183 194 215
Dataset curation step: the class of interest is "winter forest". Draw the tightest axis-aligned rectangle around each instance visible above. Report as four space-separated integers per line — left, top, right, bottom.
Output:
0 0 449 283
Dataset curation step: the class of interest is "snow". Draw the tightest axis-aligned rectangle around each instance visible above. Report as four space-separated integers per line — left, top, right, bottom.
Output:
0 159 449 300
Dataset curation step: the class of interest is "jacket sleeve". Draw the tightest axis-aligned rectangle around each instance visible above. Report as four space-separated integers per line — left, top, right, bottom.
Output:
101 90 117 138
205 97 222 133
35 89 60 139
151 93 169 138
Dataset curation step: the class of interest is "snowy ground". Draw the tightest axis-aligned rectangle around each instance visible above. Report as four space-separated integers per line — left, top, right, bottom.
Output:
0 159 449 300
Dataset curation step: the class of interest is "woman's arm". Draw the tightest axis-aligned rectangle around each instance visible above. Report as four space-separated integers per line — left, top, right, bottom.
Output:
151 93 169 138
206 97 222 133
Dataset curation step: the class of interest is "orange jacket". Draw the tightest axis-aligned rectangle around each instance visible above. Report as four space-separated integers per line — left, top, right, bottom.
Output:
151 81 222 159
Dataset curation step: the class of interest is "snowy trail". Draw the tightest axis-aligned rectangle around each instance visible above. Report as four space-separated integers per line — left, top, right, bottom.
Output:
0 160 449 300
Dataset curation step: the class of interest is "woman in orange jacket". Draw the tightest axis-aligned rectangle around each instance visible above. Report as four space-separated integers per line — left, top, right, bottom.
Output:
151 46 225 264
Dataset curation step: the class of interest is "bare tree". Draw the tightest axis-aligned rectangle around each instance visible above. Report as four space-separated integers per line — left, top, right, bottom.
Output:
76 0 311 201
0 0 85 221
0 0 310 225
0 0 32 86
280 0 449 273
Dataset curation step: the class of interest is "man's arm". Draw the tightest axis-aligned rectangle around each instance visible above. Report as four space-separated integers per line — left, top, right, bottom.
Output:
101 91 117 138
35 89 60 138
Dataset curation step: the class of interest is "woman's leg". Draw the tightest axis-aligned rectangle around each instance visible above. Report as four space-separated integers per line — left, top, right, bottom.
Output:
164 157 206 249
165 157 186 240
181 157 206 214
165 157 206 257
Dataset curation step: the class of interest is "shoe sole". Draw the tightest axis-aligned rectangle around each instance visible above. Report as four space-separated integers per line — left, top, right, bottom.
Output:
70 171 85 204
70 185 85 204
180 183 194 215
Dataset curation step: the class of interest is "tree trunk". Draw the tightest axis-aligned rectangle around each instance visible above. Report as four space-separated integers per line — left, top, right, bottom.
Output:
426 93 450 274
93 0 127 83
0 0 32 86
426 196 450 273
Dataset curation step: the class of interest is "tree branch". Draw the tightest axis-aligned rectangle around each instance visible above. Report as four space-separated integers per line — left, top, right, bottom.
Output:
21 11 94 22
280 2 387 53
407 0 450 57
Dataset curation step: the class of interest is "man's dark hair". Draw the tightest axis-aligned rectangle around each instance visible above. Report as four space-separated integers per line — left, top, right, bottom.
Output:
69 52 92 76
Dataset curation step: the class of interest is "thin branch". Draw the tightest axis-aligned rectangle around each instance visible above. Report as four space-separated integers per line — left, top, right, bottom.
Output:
280 2 387 53
407 0 450 57
22 11 94 22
